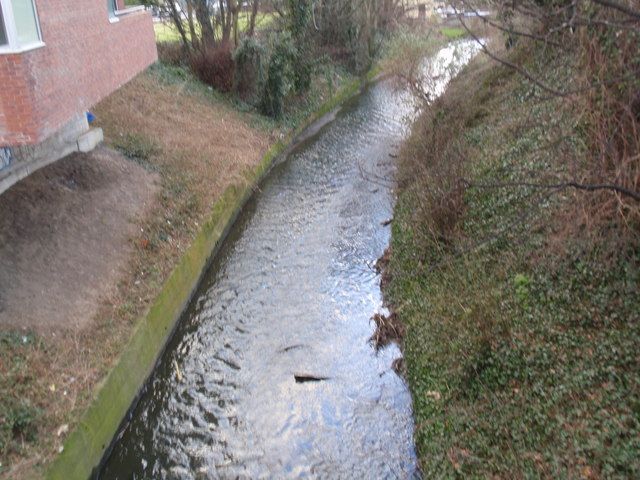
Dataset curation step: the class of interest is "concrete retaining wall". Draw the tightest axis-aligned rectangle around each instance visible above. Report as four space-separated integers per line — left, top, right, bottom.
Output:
0 114 103 195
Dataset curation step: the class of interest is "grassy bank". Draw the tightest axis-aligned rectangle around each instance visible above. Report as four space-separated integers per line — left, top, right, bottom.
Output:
386 39 639 477
0 57 355 478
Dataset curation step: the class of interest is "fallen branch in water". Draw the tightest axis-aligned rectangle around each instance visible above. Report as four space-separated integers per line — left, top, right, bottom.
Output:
294 373 330 383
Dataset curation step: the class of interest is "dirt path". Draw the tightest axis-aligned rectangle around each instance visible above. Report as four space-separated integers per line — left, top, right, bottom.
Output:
0 148 159 331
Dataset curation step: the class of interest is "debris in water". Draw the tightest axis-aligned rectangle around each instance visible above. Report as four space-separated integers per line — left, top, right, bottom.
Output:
391 357 404 374
388 153 398 158
381 218 393 226
374 247 393 291
279 344 306 353
294 373 330 383
173 359 183 382
370 312 404 350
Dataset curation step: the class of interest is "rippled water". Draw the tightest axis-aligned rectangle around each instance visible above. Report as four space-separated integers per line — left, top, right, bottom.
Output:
99 41 479 480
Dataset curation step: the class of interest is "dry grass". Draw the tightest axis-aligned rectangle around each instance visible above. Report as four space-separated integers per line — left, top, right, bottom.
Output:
370 312 405 350
1 66 270 479
95 68 270 205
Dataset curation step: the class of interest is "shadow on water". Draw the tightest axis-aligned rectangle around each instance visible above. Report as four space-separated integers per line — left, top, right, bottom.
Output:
98 40 480 480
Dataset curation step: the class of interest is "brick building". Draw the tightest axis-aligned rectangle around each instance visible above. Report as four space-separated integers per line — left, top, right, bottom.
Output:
0 0 157 193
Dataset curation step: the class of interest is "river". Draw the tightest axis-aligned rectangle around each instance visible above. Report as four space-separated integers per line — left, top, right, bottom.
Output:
98 40 479 479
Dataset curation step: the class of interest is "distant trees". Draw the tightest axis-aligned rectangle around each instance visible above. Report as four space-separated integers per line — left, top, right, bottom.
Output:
147 0 405 116
145 0 262 52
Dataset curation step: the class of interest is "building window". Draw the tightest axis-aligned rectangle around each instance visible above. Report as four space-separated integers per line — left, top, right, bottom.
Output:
0 0 43 53
12 0 39 44
108 0 116 18
0 5 8 46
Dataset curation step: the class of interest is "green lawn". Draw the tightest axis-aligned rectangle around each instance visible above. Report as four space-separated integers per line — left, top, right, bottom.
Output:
154 12 276 43
440 26 465 39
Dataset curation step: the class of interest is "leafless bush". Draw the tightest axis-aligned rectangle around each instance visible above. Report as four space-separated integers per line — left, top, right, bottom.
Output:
190 46 235 92
391 1 639 247
157 42 186 66
398 59 497 242
578 15 640 229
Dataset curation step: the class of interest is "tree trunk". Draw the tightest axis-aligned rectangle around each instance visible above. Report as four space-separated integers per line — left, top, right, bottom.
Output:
221 0 233 46
231 0 239 47
194 0 216 50
248 0 260 37
168 0 190 50
186 0 199 51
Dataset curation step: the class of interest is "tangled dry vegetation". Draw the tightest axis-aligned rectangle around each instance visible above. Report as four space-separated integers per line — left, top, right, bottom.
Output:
386 1 639 477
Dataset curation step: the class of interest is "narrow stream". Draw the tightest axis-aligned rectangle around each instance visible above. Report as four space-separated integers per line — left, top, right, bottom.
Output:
99 41 479 480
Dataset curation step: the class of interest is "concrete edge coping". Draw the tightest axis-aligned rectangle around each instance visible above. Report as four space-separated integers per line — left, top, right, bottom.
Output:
45 75 364 480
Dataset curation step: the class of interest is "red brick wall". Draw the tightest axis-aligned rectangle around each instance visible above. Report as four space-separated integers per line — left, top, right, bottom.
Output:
0 1 157 146
0 54 38 144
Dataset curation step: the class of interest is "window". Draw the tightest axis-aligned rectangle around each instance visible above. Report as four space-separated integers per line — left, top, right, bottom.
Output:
12 0 39 44
107 0 116 18
0 5 7 46
0 0 43 53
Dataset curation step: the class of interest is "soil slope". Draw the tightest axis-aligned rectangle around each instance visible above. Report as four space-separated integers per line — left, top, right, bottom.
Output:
0 149 158 330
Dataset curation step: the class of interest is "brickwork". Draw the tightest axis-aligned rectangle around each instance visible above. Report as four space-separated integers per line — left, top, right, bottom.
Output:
0 1 157 146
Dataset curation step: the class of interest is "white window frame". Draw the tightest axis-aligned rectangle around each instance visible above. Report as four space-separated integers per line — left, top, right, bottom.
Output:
0 0 45 54
110 3 146 24
108 0 118 23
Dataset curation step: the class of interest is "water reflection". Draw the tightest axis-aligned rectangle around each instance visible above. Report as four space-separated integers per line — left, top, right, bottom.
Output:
99 40 479 480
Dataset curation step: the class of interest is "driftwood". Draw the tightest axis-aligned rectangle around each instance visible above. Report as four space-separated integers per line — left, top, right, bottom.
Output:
294 373 330 383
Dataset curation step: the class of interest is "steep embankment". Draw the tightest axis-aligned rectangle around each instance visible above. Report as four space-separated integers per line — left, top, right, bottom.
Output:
0 60 356 478
386 40 639 477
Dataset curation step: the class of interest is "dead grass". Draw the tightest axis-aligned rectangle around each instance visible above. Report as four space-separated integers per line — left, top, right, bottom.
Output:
95 66 270 205
0 66 271 478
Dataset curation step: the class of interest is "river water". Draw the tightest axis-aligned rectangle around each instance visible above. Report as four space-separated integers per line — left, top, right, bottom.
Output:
99 41 479 480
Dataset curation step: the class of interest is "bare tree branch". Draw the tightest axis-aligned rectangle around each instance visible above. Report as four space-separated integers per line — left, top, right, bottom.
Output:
460 178 640 202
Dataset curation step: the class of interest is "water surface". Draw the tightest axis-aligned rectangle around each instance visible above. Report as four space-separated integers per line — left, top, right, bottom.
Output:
99 40 478 479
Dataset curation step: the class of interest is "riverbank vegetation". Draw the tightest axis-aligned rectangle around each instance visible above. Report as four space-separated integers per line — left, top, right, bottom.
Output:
148 0 404 118
0 2 424 477
386 1 639 476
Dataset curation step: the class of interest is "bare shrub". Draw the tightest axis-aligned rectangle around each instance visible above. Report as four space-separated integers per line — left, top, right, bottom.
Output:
579 18 640 231
398 55 500 243
449 0 640 240
157 41 186 66
190 46 235 93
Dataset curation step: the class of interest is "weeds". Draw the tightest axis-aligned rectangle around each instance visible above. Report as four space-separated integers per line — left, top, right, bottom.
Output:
0 333 42 468
112 132 160 166
386 31 640 477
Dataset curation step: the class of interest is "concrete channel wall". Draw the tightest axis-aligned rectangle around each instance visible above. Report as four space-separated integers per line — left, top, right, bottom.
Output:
45 76 364 480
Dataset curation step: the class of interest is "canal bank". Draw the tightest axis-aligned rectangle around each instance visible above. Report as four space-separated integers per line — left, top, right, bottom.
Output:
45 72 367 480
384 33 640 478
